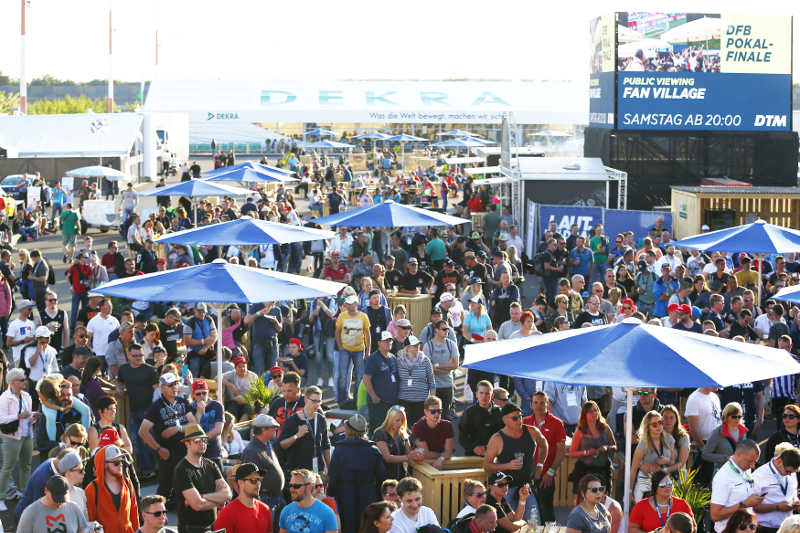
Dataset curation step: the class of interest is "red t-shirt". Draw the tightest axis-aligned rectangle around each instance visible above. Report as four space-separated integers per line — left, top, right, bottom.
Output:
411 418 454 453
214 498 273 533
629 497 693 532
66 263 93 294
523 412 567 472
323 263 349 281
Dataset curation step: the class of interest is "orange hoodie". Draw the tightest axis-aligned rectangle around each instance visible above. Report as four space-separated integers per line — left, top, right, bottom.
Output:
85 445 140 533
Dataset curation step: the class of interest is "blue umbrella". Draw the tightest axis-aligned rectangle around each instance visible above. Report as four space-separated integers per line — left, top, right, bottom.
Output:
310 200 468 228
432 137 491 149
353 131 392 140
773 285 800 306
140 180 252 225
93 259 345 391
304 139 355 150
155 216 335 246
437 129 483 138
65 165 128 181
203 166 297 184
203 161 295 179
464 317 800 518
673 219 800 303
303 128 337 137
386 134 428 142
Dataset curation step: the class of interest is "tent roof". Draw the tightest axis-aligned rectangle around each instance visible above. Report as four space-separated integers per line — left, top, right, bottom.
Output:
516 157 613 180
0 113 142 158
144 79 588 125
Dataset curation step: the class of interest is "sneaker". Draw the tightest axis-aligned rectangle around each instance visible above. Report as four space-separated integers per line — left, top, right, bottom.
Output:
62 254 67 263
0 500 7 511
8 489 22 500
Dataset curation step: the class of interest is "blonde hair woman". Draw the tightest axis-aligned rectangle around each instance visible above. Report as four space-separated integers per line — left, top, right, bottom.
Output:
661 404 690 474
221 411 245 460
630 410 675 501
372 405 421 480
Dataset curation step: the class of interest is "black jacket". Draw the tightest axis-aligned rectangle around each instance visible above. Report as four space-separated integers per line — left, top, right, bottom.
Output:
458 403 504 455
327 438 387 533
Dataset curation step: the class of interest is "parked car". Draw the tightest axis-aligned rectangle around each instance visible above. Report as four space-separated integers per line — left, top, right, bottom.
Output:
0 174 34 201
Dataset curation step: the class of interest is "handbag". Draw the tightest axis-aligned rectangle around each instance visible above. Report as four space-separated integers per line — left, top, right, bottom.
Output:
0 394 22 434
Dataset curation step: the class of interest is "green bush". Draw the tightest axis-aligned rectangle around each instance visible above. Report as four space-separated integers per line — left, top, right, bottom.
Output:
672 467 711 524
243 373 273 413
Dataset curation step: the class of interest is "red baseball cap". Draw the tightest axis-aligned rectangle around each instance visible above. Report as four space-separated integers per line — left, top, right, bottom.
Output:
98 428 122 447
233 356 247 366
192 380 209 393
677 304 692 314
667 303 679 313
269 366 283 376
156 258 167 265
621 298 635 307
289 338 303 351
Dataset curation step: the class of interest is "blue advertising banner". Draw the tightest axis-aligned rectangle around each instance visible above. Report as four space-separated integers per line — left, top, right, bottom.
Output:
605 209 673 245
537 205 673 246
617 72 791 131
539 205 603 240
589 73 615 128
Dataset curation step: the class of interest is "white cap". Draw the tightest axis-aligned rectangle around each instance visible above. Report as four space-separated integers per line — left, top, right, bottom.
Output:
439 292 455 303
344 295 358 305
35 326 52 338
701 224 710 231
159 372 180 386
407 335 421 346
379 331 393 341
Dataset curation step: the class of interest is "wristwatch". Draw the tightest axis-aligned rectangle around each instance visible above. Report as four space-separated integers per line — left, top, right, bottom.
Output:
739 502 747 509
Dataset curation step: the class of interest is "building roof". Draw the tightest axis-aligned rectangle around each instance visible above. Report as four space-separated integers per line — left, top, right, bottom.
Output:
514 157 614 180
0 113 142 158
671 185 800 195
144 79 588 125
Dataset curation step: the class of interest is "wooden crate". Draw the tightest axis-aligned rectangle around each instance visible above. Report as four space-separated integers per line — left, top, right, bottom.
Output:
412 457 487 525
386 293 432 335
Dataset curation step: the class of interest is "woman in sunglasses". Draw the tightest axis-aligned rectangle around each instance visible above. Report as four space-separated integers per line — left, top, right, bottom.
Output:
373 405 417 480
722 509 757 533
703 402 749 473
630 470 693 533
630 411 676 502
566 474 611 533
761 404 800 465
569 401 616 493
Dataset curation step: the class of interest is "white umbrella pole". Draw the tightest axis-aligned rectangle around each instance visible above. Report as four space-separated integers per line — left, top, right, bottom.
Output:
758 256 762 308
193 197 197 227
623 388 633 521
216 304 223 400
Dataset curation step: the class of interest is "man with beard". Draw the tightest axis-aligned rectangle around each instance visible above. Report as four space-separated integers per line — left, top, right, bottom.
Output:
279 469 338 533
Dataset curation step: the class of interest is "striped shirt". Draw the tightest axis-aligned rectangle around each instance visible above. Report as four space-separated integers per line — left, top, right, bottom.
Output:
397 352 436 402
772 374 797 399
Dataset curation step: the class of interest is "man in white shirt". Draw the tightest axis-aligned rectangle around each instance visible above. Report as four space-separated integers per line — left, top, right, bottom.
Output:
655 245 683 275
86 298 120 365
685 387 722 446
23 326 60 402
710 439 765 532
7 300 37 363
390 477 439 533
752 447 800 532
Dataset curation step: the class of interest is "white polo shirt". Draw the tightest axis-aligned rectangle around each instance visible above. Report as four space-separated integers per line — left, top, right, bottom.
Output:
752 459 797 527
86 313 119 356
711 459 757 532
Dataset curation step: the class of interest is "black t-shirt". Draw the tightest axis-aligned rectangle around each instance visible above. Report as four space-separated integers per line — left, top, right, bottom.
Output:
434 270 462 296
573 311 608 329
77 305 100 327
399 270 434 292
118 363 158 411
729 322 760 341
174 457 222 528
328 192 345 214
385 269 403 289
769 322 790 342
464 261 488 283
62 365 83 381
158 320 182 361
144 396 191 448
189 163 201 177
280 411 330 471
487 494 514 533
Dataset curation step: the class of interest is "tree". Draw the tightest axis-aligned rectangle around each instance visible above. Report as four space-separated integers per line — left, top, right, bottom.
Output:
0 71 16 85
0 91 20 114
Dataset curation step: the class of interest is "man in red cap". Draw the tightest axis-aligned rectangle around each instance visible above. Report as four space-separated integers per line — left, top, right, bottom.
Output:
190 379 225 468
616 298 637 322
663 303 680 327
155 257 168 271
267 365 283 396
278 338 308 382
673 304 702 333
223 356 259 422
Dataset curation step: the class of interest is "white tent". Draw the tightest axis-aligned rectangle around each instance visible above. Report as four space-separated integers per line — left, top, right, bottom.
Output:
618 39 673 59
189 119 289 147
617 25 643 43
662 17 721 43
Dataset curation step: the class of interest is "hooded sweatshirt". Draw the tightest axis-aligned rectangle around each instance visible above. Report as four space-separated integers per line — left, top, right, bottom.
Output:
85 445 139 533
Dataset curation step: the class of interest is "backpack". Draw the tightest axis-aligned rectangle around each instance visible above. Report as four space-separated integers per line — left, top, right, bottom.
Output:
446 513 475 533
532 251 549 277
46 262 55 285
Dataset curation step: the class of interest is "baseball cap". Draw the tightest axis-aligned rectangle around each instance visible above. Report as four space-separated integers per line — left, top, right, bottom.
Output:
368 288 381 297
269 366 283 376
379 331 393 341
407 257 418 265
19 299 36 309
677 304 692 314
439 292 455 303
637 260 648 272
396 318 412 328
182 423 207 441
103 444 124 462
74 346 93 357
35 326 52 338
444 258 454 266
251 414 280 428
46 475 70 504
159 372 180 386
501 403 522 416
470 276 483 285
701 224 710 231
56 450 82 474
477 251 487 259
344 295 358 305
488 472 510 485
471 231 481 239
195 303 208 313
431 305 443 316
346 414 368 433
156 257 167 265
98 428 122 448
667 303 679 313
497 234 508 241
233 462 265 481
407 335 421 346
233 356 247 366
289 338 303 351
660 263 671 270
470 294 482 304
192 380 209 393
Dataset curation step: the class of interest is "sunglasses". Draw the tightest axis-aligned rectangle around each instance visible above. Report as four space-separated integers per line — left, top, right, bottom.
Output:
587 486 606 493
47 298 58 302
107 460 123 465
738 524 756 531
192 438 208 444
194 392 208 397
245 478 262 484
658 480 674 488
69 440 84 447
428 409 442 415
635 390 652 395
495 481 510 488
729 414 742 419
390 405 406 412
145 510 167 517
509 415 521 421
783 413 798 419
650 420 664 427
314 483 324 488
289 483 310 490
472 491 487 498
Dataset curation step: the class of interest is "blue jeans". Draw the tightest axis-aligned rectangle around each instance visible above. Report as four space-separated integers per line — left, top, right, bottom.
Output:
506 485 540 523
71 292 88 330
52 203 63 224
129 409 155 473
336 349 365 405
252 337 278 378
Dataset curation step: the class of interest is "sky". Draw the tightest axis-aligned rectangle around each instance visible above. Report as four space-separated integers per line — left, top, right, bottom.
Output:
0 0 797 85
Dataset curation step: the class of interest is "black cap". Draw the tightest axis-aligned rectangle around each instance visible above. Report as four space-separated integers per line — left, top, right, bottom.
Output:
477 251 487 259
368 288 381 297
637 260 647 272
74 346 93 357
488 472 510 485
233 462 265 481
46 475 70 504
500 403 522 416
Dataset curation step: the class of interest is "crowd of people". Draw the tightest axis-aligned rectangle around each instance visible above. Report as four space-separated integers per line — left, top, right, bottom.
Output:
620 46 720 73
0 153 798 533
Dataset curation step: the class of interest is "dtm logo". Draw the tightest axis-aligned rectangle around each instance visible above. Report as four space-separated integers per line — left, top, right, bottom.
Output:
207 112 240 120
754 115 787 128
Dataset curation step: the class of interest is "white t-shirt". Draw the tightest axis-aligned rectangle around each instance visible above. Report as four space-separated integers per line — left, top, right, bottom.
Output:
86 314 120 356
685 389 722 442
456 504 476 519
711 459 756 532
449 300 465 328
23 344 59 381
390 506 439 533
752 459 798 527
7 318 35 362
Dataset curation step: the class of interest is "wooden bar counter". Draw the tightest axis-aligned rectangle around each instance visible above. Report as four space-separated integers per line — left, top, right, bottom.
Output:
386 292 432 335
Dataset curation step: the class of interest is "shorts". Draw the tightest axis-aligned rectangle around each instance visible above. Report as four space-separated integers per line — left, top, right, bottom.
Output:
62 234 77 248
